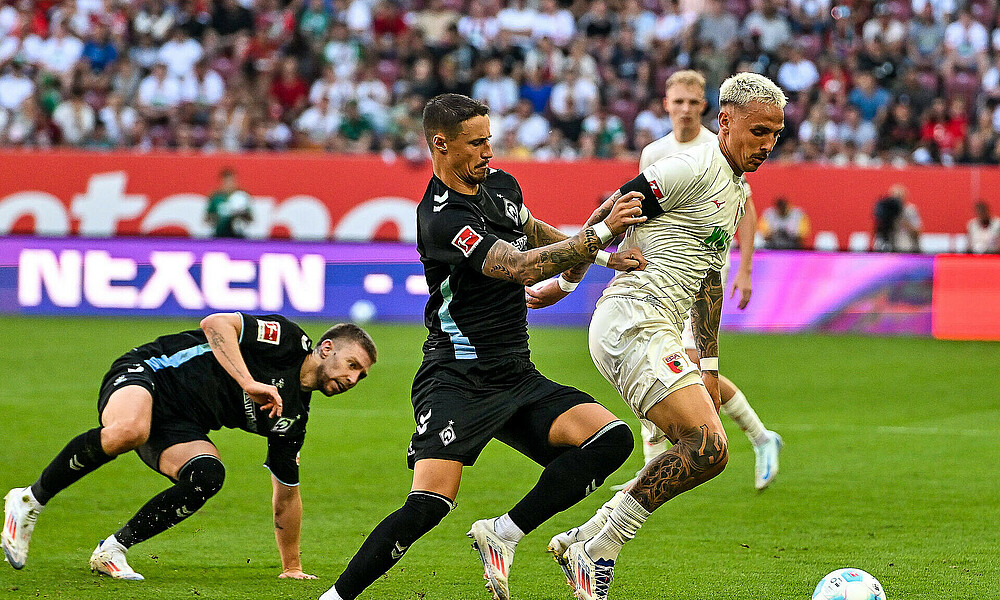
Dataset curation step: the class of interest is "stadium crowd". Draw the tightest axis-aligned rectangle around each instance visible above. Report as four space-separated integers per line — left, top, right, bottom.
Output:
0 0 999 165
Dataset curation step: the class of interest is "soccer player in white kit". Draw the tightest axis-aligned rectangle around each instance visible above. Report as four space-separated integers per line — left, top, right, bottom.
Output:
637 70 782 491
537 73 787 600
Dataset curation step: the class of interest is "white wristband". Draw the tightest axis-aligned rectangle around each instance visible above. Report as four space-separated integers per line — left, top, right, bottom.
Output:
557 276 579 293
699 357 719 371
592 221 614 244
594 250 611 267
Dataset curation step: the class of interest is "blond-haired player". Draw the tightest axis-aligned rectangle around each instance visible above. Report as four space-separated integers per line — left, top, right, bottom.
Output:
636 70 782 491
530 73 787 600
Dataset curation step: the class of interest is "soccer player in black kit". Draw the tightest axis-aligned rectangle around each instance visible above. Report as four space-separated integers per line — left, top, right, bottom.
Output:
2 313 375 581
319 93 648 600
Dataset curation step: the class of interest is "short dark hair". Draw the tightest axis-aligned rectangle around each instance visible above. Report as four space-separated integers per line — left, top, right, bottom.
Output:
220 167 236 179
422 93 489 149
319 323 377 363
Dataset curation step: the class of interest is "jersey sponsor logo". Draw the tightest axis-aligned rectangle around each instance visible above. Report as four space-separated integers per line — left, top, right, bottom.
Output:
664 352 686 374
512 235 529 251
243 392 258 428
439 420 456 446
451 226 483 257
271 415 300 434
416 409 432 435
648 177 664 199
257 320 281 344
433 191 449 212
271 377 285 389
702 226 732 251
710 198 725 209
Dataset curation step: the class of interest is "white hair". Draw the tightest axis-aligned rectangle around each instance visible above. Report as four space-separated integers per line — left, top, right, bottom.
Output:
719 72 787 109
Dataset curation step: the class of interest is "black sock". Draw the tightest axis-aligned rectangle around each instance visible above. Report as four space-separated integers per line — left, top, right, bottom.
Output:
334 491 453 600
508 420 632 534
114 455 226 548
31 427 113 505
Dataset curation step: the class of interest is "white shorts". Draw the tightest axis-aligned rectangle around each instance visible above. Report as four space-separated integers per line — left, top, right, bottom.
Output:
681 257 733 350
589 296 702 443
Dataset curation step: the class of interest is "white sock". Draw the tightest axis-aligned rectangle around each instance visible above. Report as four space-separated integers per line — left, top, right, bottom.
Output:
494 514 524 544
576 490 625 541
320 586 345 600
103 534 127 553
642 438 668 465
23 486 43 508
721 389 769 446
584 492 649 562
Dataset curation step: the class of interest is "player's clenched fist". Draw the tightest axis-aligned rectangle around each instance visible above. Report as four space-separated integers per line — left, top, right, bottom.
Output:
603 191 647 235
608 247 647 272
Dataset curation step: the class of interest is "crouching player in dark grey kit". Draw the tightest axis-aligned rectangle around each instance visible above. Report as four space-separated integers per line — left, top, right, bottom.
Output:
2 313 376 581
319 93 648 600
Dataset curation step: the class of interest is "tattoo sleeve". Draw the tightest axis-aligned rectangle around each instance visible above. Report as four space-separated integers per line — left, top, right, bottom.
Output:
690 268 723 363
629 423 728 512
482 225 605 286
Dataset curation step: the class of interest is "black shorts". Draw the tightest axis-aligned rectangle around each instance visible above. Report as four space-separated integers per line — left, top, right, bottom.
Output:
406 356 597 469
97 356 212 479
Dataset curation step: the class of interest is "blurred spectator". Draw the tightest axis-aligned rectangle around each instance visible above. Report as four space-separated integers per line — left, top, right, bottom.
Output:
134 0 175 43
334 99 374 154
138 62 181 125
81 25 118 73
410 0 460 50
158 27 203 80
502 98 549 151
211 0 253 38
873 184 921 253
205 167 253 238
38 22 83 76
836 105 878 155
777 43 819 97
99 92 138 146
180 60 226 124
532 0 575 47
759 197 811 249
458 2 499 50
943 8 989 77
296 94 340 147
52 89 95 146
967 200 1000 254
519 68 553 114
270 56 308 119
695 0 739 52
472 57 518 116
578 0 616 40
497 0 536 48
908 4 945 67
582 104 626 158
848 72 891 123
862 4 906 52
634 97 671 140
742 0 792 54
877 101 921 154
0 60 35 112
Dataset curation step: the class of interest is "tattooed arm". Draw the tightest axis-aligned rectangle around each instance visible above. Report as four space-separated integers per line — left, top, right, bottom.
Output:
690 269 723 409
483 192 647 286
200 312 283 417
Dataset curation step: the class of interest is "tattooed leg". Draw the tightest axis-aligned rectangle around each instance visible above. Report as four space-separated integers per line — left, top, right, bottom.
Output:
583 385 728 562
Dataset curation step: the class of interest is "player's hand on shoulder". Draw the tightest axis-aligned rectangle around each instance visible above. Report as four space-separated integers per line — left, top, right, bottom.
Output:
604 191 647 235
526 278 569 309
278 568 317 579
607 247 647 272
243 380 283 418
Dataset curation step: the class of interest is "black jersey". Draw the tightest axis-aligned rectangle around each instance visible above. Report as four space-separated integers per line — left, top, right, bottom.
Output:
417 170 533 362
120 313 312 484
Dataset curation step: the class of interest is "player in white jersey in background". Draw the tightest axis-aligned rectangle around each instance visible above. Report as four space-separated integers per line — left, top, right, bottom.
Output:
636 70 782 491
530 73 787 600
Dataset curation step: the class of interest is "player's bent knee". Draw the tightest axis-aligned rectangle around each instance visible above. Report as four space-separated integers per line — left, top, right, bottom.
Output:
402 491 453 542
678 428 728 477
179 455 226 499
102 423 150 454
583 420 634 477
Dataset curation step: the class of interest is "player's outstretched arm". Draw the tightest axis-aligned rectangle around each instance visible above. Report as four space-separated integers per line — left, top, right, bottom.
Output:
484 192 647 286
731 194 756 310
272 476 317 580
200 312 283 417
690 269 723 411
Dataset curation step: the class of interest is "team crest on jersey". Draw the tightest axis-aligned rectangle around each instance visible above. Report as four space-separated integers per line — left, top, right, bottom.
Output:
452 226 483 257
271 415 300 434
258 320 281 344
439 420 457 446
664 353 686 374
503 198 519 224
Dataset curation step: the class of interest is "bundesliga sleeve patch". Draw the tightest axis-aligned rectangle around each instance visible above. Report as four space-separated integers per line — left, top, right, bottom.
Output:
451 225 484 257
257 320 281 345
648 177 664 199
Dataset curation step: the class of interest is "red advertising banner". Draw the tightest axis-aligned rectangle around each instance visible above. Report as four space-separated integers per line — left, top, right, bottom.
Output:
0 151 993 250
932 254 1000 341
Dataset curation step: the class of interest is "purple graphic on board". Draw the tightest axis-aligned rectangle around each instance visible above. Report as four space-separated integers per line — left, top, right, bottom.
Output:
0 238 933 336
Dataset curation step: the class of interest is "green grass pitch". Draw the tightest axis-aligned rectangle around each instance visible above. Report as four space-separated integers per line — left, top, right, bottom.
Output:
1 316 997 599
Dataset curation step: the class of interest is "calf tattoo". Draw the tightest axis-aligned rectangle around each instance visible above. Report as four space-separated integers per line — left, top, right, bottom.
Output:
629 424 728 512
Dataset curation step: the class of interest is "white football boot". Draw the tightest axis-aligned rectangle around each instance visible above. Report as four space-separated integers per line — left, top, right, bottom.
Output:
2 487 43 569
89 539 144 581
467 519 516 600
547 527 583 587
753 431 783 491
565 541 615 600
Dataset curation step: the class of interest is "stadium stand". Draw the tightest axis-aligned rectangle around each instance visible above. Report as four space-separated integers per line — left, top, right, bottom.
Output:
0 0 997 166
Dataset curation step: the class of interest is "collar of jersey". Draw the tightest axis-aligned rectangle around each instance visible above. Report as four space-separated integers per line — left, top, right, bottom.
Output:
712 141 745 184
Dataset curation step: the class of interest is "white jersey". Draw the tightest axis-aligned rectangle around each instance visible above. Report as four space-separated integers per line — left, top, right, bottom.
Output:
639 125 718 171
603 141 747 333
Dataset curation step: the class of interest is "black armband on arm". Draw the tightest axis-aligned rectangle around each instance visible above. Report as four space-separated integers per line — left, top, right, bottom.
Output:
619 173 664 219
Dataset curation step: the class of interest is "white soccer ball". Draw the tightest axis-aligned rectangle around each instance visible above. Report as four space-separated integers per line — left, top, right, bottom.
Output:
349 300 377 324
813 568 885 600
